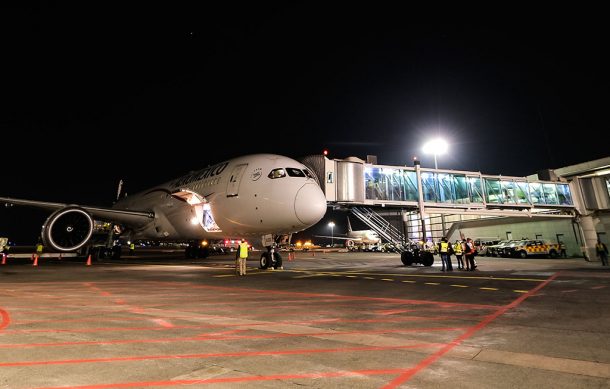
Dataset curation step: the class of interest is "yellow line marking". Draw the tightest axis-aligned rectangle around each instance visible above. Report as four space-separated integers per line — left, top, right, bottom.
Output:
401 280 416 283
363 277 375 280
514 290 528 293
425 282 440 285
450 284 469 288
480 287 499 291
311 270 544 282
381 278 394 281
346 275 358 278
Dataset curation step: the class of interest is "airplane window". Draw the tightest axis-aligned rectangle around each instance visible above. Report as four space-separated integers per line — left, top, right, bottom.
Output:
268 168 286 179
303 169 314 178
286 168 306 177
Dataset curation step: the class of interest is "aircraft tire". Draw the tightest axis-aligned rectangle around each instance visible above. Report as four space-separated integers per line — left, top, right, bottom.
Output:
198 247 210 259
421 251 434 266
273 252 282 269
401 251 414 266
259 252 270 269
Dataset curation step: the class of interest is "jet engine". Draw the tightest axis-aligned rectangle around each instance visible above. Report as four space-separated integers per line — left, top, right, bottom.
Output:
41 206 94 252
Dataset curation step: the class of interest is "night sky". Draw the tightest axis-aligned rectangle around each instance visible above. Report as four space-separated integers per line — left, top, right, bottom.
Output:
1 4 608 243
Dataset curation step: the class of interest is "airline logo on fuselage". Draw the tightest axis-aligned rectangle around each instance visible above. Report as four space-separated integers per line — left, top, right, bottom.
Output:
171 161 229 189
251 168 262 181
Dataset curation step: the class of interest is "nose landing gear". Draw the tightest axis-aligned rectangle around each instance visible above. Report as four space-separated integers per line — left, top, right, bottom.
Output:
259 245 283 269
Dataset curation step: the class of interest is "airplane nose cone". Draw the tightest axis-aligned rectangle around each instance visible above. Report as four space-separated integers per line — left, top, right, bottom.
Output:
294 183 327 226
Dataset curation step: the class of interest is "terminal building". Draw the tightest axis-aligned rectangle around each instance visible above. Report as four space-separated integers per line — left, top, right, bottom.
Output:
301 155 610 261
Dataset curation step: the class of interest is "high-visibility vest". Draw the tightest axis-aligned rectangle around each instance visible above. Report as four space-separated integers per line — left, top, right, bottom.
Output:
238 242 249 258
440 242 449 253
130 243 135 250
36 244 43 253
596 243 606 253
454 243 462 254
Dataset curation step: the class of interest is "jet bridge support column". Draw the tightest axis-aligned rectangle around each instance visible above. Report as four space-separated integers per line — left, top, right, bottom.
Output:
414 159 427 243
578 215 598 261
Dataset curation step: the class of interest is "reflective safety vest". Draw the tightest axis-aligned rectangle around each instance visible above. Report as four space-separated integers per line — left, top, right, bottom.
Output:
596 243 607 253
454 243 462 254
36 244 43 253
440 242 449 253
130 243 135 250
238 242 249 258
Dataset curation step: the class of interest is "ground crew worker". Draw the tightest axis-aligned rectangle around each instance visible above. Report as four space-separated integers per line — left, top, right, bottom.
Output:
129 242 135 255
464 238 477 271
236 239 249 275
36 241 44 256
454 240 464 270
438 237 452 271
596 239 608 266
559 241 567 258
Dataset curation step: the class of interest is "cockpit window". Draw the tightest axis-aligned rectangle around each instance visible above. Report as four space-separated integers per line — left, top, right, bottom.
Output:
286 168 306 177
303 169 314 179
268 168 286 179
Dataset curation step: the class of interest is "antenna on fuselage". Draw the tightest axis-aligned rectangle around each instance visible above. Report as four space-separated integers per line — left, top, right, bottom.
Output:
347 216 352 233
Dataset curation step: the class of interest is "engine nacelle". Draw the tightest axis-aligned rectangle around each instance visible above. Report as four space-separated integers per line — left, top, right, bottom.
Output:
42 206 94 252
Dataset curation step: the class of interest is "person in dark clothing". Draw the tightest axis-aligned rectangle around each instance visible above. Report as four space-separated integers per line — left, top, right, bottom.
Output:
596 240 608 266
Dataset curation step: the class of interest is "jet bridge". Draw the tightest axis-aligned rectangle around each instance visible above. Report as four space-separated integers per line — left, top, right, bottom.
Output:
300 154 577 253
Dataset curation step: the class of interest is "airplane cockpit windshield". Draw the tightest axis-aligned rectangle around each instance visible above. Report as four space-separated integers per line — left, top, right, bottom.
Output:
268 168 313 179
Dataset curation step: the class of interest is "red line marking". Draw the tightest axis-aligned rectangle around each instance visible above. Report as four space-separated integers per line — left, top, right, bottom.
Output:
31 368 411 389
0 308 10 330
381 271 561 388
0 343 438 367
5 313 488 334
0 325 467 349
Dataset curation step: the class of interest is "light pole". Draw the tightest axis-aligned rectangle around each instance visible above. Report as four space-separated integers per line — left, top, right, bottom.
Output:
422 138 448 170
422 138 449 238
328 221 335 247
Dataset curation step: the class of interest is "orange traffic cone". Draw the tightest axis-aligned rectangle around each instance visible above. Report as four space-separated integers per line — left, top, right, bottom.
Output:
1 254 6 265
86 254 92 266
33 254 39 267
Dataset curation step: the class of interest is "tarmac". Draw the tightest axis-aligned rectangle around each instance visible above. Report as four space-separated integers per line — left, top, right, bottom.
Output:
0 250 609 388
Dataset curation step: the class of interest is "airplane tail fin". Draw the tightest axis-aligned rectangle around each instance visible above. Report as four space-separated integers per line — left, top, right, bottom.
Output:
116 179 124 202
346 216 352 233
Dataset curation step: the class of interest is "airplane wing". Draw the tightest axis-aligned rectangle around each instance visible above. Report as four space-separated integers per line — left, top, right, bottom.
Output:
0 197 154 226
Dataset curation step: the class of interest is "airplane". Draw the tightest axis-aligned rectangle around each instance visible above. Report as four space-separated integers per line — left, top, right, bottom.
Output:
316 216 381 248
0 153 328 267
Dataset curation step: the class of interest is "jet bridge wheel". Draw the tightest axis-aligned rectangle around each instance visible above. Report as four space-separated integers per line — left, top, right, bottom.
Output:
401 251 414 266
421 251 434 266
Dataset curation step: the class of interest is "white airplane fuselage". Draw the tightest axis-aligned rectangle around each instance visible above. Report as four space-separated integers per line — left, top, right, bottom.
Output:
346 230 380 245
113 153 328 242
0 153 328 253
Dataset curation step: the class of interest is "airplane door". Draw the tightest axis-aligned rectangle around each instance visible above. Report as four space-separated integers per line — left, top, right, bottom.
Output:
227 163 248 197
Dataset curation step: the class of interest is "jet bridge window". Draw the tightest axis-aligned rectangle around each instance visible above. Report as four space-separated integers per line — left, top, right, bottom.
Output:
268 168 286 179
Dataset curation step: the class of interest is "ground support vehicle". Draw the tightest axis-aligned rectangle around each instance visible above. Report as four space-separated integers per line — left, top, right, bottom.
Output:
506 240 560 259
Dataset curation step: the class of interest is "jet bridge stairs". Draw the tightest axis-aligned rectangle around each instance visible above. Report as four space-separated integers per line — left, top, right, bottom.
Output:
350 207 434 266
